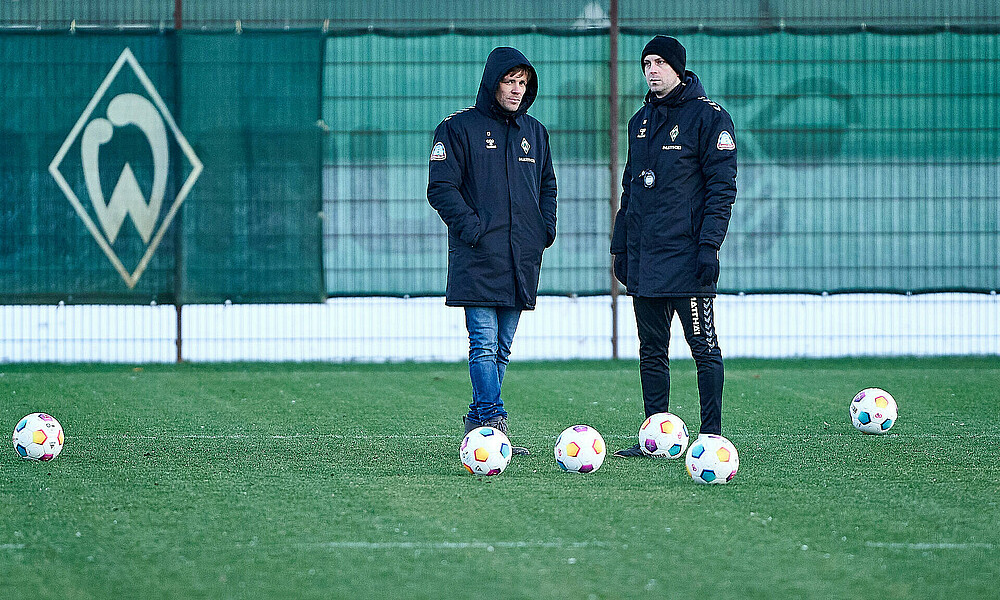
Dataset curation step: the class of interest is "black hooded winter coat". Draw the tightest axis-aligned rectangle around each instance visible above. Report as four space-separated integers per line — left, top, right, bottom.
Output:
427 47 557 309
611 72 737 297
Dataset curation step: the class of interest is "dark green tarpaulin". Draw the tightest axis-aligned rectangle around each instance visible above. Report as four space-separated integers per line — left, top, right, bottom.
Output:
1 30 998 302
0 32 324 303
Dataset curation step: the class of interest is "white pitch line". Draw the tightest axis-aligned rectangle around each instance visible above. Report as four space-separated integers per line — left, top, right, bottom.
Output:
748 433 1000 438
865 541 996 551
1 544 26 550
74 432 1000 441
304 540 612 550
82 434 458 440
77 433 637 441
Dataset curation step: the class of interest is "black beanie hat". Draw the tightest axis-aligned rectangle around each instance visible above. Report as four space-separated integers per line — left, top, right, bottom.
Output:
641 36 686 77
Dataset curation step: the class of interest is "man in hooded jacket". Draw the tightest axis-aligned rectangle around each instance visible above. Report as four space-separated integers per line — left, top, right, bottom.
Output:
611 36 737 456
428 47 557 455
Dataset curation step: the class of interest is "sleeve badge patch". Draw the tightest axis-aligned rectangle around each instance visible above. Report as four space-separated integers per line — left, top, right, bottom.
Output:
430 141 447 161
717 131 735 151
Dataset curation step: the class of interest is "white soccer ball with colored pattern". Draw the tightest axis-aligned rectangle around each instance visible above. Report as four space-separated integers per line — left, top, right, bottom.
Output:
12 413 65 461
460 426 512 476
685 434 739 484
638 412 689 458
554 424 606 474
850 388 898 434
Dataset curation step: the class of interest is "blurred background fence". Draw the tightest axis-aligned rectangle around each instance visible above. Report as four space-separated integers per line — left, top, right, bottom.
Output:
1 1 998 362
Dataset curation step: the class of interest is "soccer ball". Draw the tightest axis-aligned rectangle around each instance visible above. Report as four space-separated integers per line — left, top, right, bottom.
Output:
638 412 689 458
554 424 606 474
460 427 512 476
850 388 898 434
12 413 65 461
685 434 739 484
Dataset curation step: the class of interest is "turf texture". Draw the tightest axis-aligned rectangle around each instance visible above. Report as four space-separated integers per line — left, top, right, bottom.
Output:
1 358 998 599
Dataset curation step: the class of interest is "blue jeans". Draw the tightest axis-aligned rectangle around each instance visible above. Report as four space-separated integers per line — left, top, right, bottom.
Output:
465 307 522 423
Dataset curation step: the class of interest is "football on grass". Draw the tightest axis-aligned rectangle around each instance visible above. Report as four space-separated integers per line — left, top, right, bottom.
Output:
638 412 689 458
460 426 512 476
554 424 606 474
685 434 739 484
850 387 898 434
12 412 65 461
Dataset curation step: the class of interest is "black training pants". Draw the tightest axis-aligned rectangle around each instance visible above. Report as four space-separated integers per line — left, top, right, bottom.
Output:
632 296 723 435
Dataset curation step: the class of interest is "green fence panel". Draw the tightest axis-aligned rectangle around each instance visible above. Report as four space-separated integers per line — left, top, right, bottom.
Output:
1 34 181 303
322 31 999 296
4 1 998 32
322 33 612 297
178 32 325 303
0 32 325 304
3 29 997 303
655 32 1000 292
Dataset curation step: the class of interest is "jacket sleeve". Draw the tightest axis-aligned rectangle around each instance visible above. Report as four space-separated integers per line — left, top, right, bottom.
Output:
610 143 631 255
697 108 737 249
539 128 558 247
427 119 482 246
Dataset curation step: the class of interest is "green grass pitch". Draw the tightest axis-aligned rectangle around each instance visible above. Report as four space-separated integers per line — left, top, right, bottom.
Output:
2 358 999 599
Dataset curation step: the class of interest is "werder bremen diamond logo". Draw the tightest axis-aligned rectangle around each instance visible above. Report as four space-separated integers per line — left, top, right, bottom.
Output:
49 48 202 288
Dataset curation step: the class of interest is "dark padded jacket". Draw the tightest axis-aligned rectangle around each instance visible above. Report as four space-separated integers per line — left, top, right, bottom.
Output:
427 47 557 309
611 72 737 297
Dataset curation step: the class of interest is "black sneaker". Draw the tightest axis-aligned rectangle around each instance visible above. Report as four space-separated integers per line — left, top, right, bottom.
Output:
613 443 646 458
482 415 530 456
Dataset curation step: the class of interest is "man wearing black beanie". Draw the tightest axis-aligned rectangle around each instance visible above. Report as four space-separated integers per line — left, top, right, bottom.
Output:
611 36 738 456
641 35 686 85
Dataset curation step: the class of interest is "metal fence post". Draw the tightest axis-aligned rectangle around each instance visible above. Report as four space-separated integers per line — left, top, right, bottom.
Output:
174 0 184 363
609 0 620 360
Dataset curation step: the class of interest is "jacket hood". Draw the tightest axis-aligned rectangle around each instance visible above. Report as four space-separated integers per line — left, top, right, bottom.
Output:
476 47 538 119
644 70 705 105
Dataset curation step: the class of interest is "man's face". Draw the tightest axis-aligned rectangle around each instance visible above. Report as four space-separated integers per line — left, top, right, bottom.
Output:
643 54 681 98
496 69 530 112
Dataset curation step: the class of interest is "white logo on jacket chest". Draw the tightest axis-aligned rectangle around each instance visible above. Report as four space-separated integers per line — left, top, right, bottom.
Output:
670 124 679 141
518 137 535 162
486 131 496 149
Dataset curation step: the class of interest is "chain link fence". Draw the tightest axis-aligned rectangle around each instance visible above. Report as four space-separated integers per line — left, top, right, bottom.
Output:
2 1 998 362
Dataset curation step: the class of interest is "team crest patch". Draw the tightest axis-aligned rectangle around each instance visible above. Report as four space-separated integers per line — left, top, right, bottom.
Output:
430 141 446 161
521 137 531 154
670 125 679 141
717 131 735 150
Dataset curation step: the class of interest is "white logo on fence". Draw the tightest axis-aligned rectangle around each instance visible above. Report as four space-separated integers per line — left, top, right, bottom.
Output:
49 48 203 289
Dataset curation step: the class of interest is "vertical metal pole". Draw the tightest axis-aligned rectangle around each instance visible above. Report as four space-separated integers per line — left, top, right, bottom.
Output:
173 0 184 363
609 0 620 360
176 305 183 362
